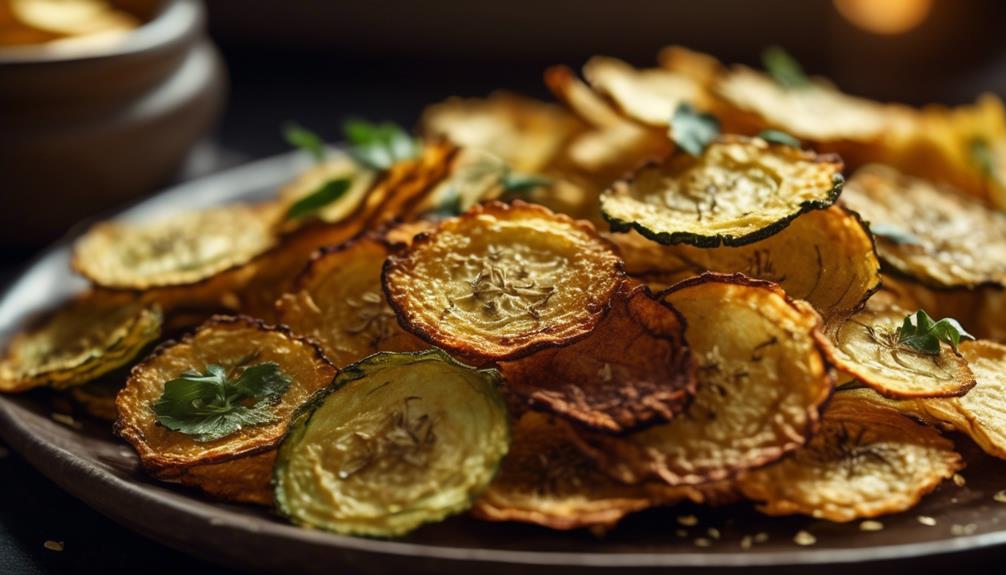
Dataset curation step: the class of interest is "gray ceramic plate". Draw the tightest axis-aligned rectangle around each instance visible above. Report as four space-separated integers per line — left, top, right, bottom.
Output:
2 152 1006 575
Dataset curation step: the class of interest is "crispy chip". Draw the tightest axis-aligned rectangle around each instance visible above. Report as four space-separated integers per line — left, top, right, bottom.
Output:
73 204 279 289
582 56 709 127
842 164 1006 289
499 281 694 433
0 291 161 392
276 155 377 228
68 377 122 421
173 451 275 506
657 46 725 88
418 92 579 173
115 316 336 472
571 274 833 485
823 300 976 398
383 201 624 363
603 136 843 248
737 391 963 522
277 235 426 367
472 411 684 531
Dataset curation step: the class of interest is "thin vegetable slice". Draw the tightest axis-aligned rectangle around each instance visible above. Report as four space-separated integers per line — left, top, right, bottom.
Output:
823 301 976 398
274 349 509 537
115 316 336 472
842 164 1006 289
276 155 377 226
737 391 963 522
602 136 844 247
173 451 276 506
0 291 161 393
276 235 425 367
499 281 695 433
582 56 708 127
383 201 624 363
571 274 833 485
73 204 279 289
68 377 122 421
472 411 683 531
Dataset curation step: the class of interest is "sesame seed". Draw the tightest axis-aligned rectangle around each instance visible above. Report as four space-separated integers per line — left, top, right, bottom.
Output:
793 530 816 546
917 515 937 526
994 490 1006 503
677 514 699 526
43 540 63 552
860 520 884 532
953 474 966 487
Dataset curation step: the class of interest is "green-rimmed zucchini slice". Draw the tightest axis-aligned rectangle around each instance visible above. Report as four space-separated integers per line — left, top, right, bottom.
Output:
0 291 161 393
274 349 509 537
602 136 844 247
842 164 1006 289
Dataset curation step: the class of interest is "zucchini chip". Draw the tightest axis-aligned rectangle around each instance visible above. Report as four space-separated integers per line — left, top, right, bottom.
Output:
864 341 1006 460
715 65 891 144
737 391 963 522
73 204 279 289
499 281 695 433
174 451 276 506
383 201 624 363
615 206 880 318
69 378 122 421
418 92 578 172
572 274 833 485
0 292 161 393
276 155 377 227
602 136 844 248
472 411 683 531
842 164 1006 289
274 349 509 537
823 301 976 399
276 236 425 367
115 316 336 472
582 56 709 128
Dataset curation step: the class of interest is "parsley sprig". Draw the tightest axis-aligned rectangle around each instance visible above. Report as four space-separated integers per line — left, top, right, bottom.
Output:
153 362 292 442
758 129 801 148
344 119 420 170
670 102 720 156
284 123 327 163
285 178 352 220
762 45 810 90
895 310 975 356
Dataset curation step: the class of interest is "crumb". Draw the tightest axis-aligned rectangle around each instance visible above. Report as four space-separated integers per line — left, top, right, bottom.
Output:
693 537 712 547
953 474 966 487
675 529 688 538
43 540 63 552
793 530 816 546
860 520 884 532
753 532 769 543
707 527 721 540
994 490 1006 504
677 514 698 526
951 523 978 536
917 516 937 526
740 535 753 550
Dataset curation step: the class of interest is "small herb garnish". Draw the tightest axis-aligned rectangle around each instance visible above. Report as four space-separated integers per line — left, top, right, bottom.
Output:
762 45 810 90
971 137 996 178
153 362 292 442
284 122 327 163
870 223 921 245
284 178 352 220
758 129 801 148
343 119 420 170
432 155 552 216
500 171 552 197
895 310 975 355
670 102 720 156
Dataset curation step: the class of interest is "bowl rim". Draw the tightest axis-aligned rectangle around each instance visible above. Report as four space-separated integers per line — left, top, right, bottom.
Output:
0 0 203 66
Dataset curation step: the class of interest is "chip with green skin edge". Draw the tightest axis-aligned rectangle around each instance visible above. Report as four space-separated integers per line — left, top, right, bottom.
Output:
273 349 510 537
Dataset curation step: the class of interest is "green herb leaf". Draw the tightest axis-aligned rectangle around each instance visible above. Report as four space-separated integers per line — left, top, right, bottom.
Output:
284 123 327 163
757 129 801 148
153 362 292 442
284 178 352 220
870 222 921 245
762 45 810 90
500 172 552 196
971 137 995 176
670 103 720 156
895 310 975 356
343 119 420 170
432 185 463 217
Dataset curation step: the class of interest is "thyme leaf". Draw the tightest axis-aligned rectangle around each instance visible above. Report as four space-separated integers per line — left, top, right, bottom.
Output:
284 122 327 163
670 102 720 156
895 310 975 355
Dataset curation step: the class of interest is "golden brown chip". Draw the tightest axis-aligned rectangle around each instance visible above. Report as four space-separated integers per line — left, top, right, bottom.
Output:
418 92 579 173
0 291 161 393
582 56 709 128
657 46 725 88
360 140 459 230
472 411 684 531
276 235 426 367
737 391 963 522
276 155 378 228
68 377 121 421
602 136 844 248
499 281 694 433
172 451 275 506
115 316 336 472
383 201 624 363
823 301 976 398
571 274 833 485
842 164 1006 289
72 204 279 289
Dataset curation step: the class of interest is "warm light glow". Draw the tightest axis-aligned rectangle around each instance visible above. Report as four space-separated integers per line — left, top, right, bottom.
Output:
834 0 933 35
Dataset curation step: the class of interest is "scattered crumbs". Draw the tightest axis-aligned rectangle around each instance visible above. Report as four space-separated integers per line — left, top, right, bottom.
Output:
951 523 978 536
675 529 688 538
793 530 816 546
953 473 966 488
43 540 63 552
753 532 769 544
951 497 959 504
50 413 81 429
917 515 937 526
707 527 721 540
693 537 712 547
994 490 1006 504
740 535 753 550
677 514 699 527
860 520 884 532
